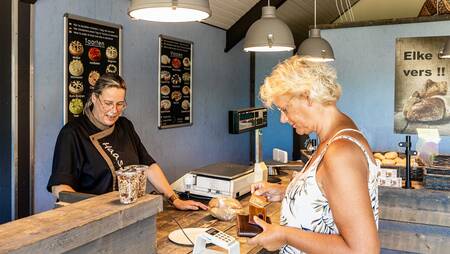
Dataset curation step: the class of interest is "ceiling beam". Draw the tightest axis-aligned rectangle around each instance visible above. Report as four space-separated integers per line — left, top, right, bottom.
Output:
224 0 287 52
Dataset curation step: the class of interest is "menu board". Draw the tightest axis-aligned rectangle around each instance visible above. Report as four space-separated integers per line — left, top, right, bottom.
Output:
158 35 193 129
64 14 122 123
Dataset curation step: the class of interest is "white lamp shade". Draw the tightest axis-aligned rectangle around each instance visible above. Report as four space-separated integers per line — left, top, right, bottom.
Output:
297 28 335 62
440 38 450 59
244 6 295 52
128 0 211 22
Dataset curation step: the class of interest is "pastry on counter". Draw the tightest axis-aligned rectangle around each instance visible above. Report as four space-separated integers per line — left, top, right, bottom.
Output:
374 151 418 167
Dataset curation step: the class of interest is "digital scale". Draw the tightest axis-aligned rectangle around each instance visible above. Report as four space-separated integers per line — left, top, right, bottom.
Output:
172 162 262 198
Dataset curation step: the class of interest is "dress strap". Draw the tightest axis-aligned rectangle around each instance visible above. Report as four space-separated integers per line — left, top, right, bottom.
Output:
314 129 365 166
301 129 366 174
326 128 362 145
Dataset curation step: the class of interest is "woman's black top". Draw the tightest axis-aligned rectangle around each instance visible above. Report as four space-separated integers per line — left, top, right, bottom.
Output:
47 115 156 195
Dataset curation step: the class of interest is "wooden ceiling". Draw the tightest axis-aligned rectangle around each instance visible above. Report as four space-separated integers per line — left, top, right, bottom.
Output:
25 0 427 51
201 0 427 51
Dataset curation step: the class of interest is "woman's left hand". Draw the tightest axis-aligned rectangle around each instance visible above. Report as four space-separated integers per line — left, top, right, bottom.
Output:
247 216 287 251
173 199 208 210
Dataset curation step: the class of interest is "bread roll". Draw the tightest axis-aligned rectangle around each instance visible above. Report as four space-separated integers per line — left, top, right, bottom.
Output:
382 159 396 166
373 153 385 160
395 158 406 167
384 152 398 160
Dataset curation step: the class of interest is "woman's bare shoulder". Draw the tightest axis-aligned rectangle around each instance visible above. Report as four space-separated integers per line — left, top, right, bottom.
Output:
318 138 370 183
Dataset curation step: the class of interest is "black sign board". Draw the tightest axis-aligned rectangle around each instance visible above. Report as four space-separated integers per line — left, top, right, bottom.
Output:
158 35 193 129
64 14 122 123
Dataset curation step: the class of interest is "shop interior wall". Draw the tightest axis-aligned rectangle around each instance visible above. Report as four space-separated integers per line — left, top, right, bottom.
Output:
255 52 293 161
321 20 450 153
33 0 250 212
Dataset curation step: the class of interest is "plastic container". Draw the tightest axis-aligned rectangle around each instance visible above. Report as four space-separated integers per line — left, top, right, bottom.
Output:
117 170 139 204
123 165 148 198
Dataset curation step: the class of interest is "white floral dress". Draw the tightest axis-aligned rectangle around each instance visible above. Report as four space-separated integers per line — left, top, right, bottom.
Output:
279 129 379 254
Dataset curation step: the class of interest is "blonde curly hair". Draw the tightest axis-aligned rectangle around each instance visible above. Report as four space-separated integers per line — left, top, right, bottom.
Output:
259 55 341 107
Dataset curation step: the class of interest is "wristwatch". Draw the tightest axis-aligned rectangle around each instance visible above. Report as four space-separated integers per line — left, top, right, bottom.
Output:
168 193 180 205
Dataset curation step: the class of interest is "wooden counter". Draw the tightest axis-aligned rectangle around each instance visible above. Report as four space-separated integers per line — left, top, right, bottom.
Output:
156 173 292 254
378 186 450 253
0 192 162 254
158 169 450 254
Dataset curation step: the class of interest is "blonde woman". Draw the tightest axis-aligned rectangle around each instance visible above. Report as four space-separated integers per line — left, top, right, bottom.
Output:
248 56 380 253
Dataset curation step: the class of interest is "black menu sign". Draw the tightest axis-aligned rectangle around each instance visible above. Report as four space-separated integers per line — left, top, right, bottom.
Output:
64 14 122 123
158 35 193 129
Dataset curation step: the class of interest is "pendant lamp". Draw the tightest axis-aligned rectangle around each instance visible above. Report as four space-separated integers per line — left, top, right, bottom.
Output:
440 38 450 59
128 0 211 22
297 0 335 62
244 1 295 52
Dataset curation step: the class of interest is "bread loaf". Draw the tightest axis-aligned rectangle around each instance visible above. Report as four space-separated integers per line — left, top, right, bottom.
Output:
403 79 449 122
208 197 242 221
406 97 445 122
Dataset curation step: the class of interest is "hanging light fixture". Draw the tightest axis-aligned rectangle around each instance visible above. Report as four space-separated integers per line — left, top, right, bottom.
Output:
297 0 335 62
128 0 211 22
440 38 450 59
244 0 295 52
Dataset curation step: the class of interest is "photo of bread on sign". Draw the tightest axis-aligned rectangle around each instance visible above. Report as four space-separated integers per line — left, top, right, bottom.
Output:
403 79 450 122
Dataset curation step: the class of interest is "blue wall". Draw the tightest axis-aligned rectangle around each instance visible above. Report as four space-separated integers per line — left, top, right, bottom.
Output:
34 0 250 212
255 52 293 161
321 20 450 152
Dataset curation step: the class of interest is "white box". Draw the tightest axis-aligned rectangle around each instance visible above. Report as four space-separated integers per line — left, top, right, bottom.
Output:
391 177 402 188
385 168 397 178
378 177 392 187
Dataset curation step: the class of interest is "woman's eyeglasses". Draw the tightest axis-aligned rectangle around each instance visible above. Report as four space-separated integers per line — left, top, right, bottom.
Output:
97 95 127 112
276 105 288 114
275 97 294 115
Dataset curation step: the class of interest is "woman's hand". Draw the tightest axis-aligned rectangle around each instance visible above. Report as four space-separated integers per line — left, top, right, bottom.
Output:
247 216 287 251
172 199 208 210
251 182 286 202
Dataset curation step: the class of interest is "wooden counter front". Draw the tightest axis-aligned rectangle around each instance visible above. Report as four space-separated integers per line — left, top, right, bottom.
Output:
0 192 162 254
156 174 292 254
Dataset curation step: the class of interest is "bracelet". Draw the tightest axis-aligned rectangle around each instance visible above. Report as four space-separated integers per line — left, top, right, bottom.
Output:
168 193 180 205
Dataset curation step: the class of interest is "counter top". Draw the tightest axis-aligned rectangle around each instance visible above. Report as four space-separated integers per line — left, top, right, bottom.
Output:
156 174 292 254
0 192 162 254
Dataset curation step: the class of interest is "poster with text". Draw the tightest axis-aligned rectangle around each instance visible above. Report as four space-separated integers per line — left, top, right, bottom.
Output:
64 14 122 123
394 36 450 135
158 35 193 129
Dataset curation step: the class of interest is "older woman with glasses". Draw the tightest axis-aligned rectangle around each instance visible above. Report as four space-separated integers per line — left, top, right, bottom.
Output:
248 56 380 253
48 73 207 211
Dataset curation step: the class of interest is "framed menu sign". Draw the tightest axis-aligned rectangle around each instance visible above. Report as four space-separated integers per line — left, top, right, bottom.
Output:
64 14 122 123
158 35 193 129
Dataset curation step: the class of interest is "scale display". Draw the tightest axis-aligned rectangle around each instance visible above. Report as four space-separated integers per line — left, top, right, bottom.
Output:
229 107 267 134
